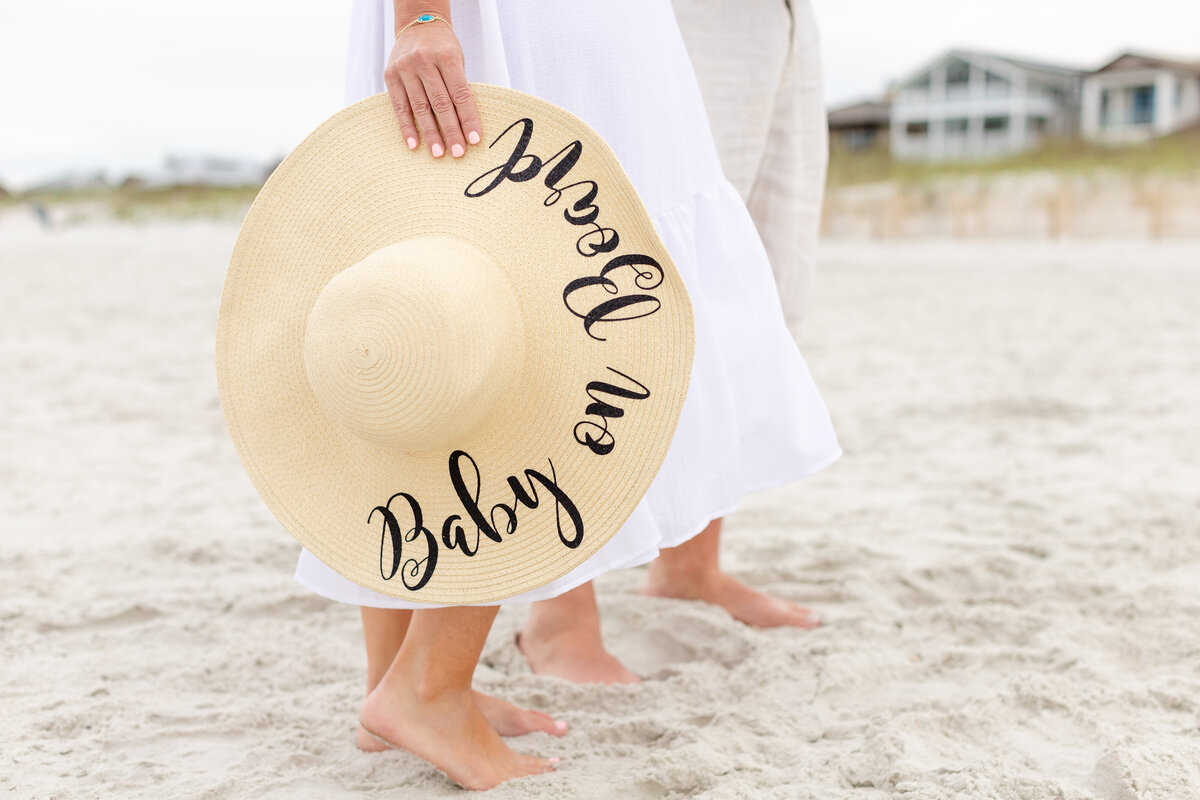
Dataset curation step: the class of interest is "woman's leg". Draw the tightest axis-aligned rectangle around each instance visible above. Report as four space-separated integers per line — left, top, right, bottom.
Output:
357 608 568 751
642 517 822 628
356 607 413 751
518 583 639 684
518 518 819 683
359 606 558 791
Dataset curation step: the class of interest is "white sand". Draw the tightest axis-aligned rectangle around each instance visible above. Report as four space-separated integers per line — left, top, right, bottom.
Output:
2 218 1199 799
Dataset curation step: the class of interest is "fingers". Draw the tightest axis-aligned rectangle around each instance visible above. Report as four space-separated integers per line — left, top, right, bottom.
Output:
418 67 467 158
383 63 420 151
401 70 445 157
441 62 482 146
383 31 480 158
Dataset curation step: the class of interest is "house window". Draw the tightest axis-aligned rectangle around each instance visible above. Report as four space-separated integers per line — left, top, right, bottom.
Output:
1100 89 1111 126
1029 116 1048 134
842 129 876 150
984 116 1009 133
1132 85 1156 124
906 120 929 137
985 71 1010 96
904 73 931 102
946 59 971 96
945 118 969 135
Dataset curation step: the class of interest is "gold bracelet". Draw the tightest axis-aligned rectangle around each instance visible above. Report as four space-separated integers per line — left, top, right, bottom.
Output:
394 13 452 41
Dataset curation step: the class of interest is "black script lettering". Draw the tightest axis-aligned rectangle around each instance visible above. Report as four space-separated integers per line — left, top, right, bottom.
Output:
463 118 542 197
540 142 621 257
461 116 666 337
369 492 438 591
573 367 652 456
562 253 664 341
373 451 586 591
463 117 620 257
495 456 585 548
445 450 585 551
573 226 620 257
442 449 504 556
541 142 597 224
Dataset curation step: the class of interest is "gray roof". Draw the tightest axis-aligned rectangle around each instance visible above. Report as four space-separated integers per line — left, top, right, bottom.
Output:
828 100 892 128
1092 51 1200 75
971 50 1088 77
897 49 1087 89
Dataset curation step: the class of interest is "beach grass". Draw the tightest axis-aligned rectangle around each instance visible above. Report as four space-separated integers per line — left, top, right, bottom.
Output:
5 129 1199 221
828 126 1200 188
1 183 261 221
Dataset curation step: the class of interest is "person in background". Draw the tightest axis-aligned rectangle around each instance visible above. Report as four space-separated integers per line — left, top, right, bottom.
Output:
672 0 829 334
515 0 836 685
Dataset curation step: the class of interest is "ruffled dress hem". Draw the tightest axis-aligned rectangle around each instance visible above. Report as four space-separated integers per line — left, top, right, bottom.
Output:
294 445 841 608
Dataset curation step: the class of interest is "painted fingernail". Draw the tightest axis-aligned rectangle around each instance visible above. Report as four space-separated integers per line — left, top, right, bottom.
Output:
549 757 561 765
406 136 417 150
451 143 464 157
554 720 568 731
431 143 444 157
468 130 480 144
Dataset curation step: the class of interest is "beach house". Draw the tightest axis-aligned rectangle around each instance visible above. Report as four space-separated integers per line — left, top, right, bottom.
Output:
1080 52 1200 143
888 50 1085 161
827 99 892 151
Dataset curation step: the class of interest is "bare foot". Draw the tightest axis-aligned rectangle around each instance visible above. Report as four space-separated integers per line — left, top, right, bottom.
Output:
356 691 568 751
475 691 570 737
518 584 640 684
359 683 557 790
356 723 391 752
642 569 822 629
516 629 640 685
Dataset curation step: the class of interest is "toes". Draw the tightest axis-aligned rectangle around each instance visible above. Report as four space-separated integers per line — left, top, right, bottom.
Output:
476 691 569 737
522 709 569 736
520 755 559 774
789 604 822 629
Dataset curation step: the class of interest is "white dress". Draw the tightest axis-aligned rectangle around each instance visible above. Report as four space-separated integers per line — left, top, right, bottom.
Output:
294 0 842 608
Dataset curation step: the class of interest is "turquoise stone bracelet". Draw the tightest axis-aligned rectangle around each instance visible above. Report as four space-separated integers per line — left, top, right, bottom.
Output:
395 12 452 41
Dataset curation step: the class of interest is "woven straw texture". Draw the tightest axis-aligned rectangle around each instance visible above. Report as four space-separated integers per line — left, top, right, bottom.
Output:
215 84 694 604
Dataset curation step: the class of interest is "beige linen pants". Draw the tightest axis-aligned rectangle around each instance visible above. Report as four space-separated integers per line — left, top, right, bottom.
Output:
670 0 828 334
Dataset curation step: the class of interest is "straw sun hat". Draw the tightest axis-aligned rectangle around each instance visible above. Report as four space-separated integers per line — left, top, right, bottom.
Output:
215 84 695 604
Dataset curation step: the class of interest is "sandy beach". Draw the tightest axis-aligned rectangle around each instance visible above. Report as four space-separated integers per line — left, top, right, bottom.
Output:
2 218 1198 799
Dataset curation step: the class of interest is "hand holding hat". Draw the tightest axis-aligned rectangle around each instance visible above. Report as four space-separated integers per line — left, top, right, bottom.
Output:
386 3 481 158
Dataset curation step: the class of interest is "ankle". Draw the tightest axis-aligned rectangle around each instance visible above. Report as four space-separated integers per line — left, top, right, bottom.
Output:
373 658 473 705
412 678 472 704
645 560 723 597
523 588 603 643
523 608 599 647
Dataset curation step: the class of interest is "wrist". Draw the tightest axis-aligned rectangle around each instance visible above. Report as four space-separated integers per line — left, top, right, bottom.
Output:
393 2 452 36
394 12 453 42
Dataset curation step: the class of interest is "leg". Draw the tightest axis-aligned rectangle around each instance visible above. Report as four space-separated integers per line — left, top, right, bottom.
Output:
518 583 639 684
356 607 412 751
359 605 558 791
642 517 822 628
357 608 567 751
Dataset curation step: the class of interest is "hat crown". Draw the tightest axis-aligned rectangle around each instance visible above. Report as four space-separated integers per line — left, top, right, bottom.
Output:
303 236 525 452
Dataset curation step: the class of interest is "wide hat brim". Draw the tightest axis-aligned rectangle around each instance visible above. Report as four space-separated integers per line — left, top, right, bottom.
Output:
216 84 694 604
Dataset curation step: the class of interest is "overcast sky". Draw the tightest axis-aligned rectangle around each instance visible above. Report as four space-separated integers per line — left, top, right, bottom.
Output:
2 0 1198 189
